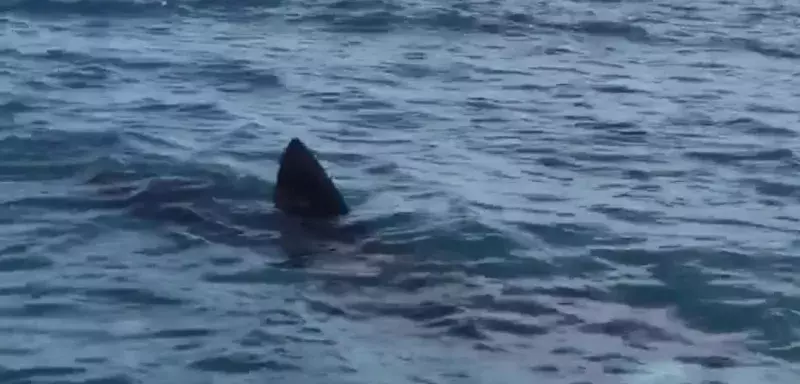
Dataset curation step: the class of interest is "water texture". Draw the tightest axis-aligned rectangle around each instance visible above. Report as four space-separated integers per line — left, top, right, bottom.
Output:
1 0 800 383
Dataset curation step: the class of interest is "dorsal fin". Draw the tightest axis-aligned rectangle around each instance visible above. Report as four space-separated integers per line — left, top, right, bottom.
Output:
273 138 349 218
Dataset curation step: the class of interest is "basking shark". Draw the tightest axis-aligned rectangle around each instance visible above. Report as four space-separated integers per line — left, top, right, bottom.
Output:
269 137 374 263
273 137 350 219
83 137 366 263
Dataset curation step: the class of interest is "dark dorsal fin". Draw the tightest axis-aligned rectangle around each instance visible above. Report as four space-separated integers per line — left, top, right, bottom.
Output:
273 138 349 218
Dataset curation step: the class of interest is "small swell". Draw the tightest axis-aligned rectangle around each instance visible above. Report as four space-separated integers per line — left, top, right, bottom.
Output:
592 84 649 94
189 353 300 374
286 2 652 40
728 37 800 61
0 255 53 272
748 178 800 200
578 318 677 344
147 327 216 339
589 204 666 225
675 355 738 369
570 20 651 42
0 0 174 17
0 366 87 382
516 221 626 248
349 301 464 324
49 63 122 90
726 117 797 138
0 302 77 318
0 99 38 116
4 0 654 43
126 99 235 121
33 48 174 72
173 59 284 94
685 148 795 165
0 129 122 182
84 287 186 306
470 294 561 318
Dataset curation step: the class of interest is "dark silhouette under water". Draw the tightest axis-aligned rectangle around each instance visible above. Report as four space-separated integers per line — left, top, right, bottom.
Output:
83 137 369 264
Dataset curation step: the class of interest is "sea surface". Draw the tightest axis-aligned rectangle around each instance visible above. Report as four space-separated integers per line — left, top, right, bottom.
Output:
1 0 800 383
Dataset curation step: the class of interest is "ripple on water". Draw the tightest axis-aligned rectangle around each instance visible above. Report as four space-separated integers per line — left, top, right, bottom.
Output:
2 0 800 382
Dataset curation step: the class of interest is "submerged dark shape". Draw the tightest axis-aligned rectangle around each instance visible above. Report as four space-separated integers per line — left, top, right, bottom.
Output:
273 137 350 218
79 136 366 267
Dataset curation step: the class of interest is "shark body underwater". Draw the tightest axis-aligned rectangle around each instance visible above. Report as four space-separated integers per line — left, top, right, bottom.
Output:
85 137 366 262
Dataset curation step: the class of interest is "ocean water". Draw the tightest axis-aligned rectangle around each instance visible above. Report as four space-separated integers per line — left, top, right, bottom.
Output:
1 0 800 383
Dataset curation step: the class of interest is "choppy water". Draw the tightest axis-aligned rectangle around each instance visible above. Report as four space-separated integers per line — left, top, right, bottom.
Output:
2 0 800 383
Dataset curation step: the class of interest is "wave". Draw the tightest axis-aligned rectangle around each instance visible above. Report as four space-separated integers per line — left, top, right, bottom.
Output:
5 0 799 61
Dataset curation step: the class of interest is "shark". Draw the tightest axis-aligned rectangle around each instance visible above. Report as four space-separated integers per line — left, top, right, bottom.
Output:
268 137 368 262
82 137 368 264
273 137 350 219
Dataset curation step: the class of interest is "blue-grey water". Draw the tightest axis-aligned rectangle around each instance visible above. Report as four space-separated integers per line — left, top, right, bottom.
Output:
2 0 800 383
